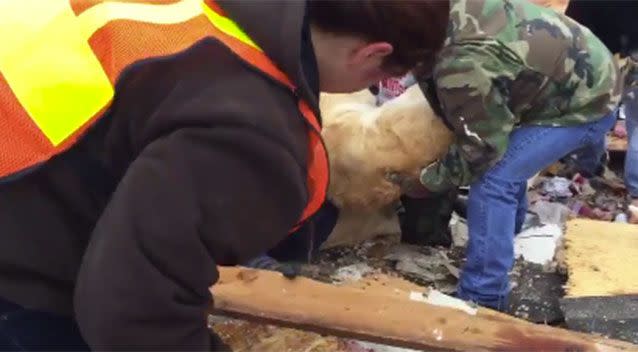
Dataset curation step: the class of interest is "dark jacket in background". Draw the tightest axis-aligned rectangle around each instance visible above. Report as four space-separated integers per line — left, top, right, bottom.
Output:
566 0 638 55
0 1 319 349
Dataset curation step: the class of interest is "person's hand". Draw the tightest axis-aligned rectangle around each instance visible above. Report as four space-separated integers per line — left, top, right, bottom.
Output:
243 254 300 279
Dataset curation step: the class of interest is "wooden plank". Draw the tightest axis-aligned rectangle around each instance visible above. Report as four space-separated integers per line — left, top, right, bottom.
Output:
564 219 638 298
210 266 638 351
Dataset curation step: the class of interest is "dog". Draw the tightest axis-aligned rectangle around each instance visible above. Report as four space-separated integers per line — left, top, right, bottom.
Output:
319 85 454 248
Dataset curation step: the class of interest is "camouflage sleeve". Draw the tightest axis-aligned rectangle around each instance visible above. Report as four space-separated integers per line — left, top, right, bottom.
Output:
625 53 638 91
419 43 521 192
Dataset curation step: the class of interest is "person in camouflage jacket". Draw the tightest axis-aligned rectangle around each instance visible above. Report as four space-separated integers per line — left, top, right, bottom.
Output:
413 0 623 311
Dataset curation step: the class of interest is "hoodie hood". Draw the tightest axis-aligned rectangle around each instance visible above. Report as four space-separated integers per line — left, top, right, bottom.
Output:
217 0 320 115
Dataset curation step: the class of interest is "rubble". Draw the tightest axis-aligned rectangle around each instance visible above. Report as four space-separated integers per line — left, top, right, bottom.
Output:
560 295 638 344
332 263 375 284
591 167 627 193
214 150 638 349
513 224 562 265
344 341 421 352
212 267 635 351
528 200 571 225
212 318 347 352
448 212 468 247
383 244 458 293
540 177 574 198
509 261 566 324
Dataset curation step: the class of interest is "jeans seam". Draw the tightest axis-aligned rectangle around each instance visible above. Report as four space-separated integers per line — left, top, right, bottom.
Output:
489 127 553 178
476 181 488 287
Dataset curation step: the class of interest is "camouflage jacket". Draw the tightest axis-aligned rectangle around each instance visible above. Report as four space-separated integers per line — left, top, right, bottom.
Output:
622 51 638 102
419 0 623 192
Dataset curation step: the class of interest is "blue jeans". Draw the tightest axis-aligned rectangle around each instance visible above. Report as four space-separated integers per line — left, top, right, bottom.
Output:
457 112 617 310
624 88 638 198
0 297 89 351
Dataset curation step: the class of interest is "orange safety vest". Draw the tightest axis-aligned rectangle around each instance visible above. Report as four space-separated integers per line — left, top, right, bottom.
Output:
0 0 328 231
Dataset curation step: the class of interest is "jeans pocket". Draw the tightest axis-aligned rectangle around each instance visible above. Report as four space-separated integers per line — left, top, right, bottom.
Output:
487 126 552 178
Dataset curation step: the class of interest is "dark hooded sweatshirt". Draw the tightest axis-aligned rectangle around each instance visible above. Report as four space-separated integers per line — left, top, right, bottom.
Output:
0 1 319 349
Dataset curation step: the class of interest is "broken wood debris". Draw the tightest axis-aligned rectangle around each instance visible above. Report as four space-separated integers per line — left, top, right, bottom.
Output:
564 219 638 298
212 318 346 352
383 244 458 289
210 266 638 351
559 219 638 343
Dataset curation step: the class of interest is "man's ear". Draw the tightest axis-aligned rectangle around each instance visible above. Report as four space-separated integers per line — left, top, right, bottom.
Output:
349 42 393 66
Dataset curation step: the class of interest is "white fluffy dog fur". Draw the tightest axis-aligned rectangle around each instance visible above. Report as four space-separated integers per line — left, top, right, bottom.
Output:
319 86 453 248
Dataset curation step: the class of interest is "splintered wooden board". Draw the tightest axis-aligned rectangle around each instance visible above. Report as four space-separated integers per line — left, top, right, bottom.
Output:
210 266 638 351
565 219 638 297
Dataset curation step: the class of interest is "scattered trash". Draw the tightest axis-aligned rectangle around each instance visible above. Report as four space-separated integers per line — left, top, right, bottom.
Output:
519 211 544 232
213 319 345 352
382 245 459 293
541 177 573 198
570 173 596 197
514 224 563 265
592 193 623 212
569 200 614 221
345 340 421 352
528 201 571 225
449 212 468 247
331 263 374 283
384 245 450 282
437 251 460 279
591 168 626 192
615 213 629 223
613 120 627 138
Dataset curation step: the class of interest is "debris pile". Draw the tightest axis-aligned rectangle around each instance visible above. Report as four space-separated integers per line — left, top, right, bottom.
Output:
210 131 638 350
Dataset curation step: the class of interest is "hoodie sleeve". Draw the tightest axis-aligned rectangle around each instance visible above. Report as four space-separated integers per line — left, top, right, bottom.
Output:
74 123 307 350
419 43 520 192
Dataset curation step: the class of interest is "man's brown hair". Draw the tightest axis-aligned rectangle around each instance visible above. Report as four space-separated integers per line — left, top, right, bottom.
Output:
307 0 450 75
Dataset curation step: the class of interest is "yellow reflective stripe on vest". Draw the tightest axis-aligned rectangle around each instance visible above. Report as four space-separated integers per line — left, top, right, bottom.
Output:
0 0 201 146
200 2 260 51
0 0 113 146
